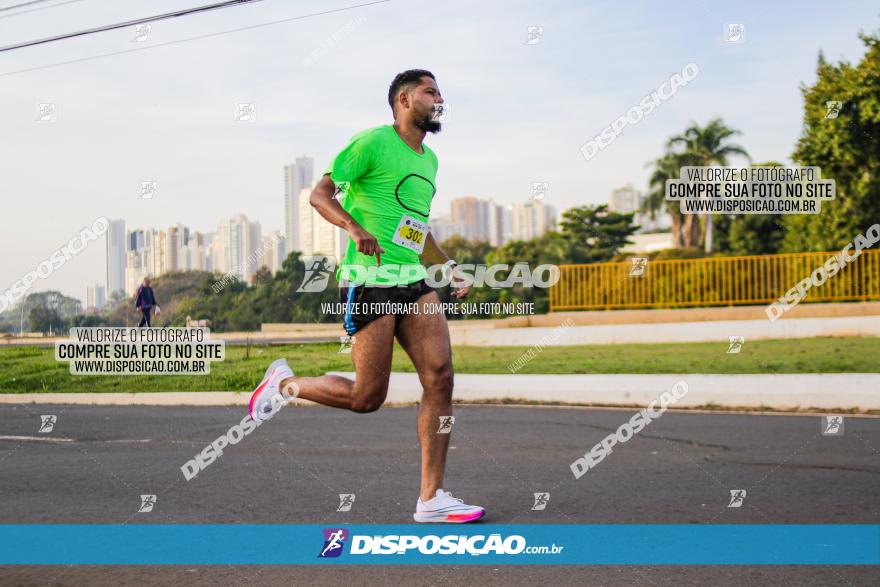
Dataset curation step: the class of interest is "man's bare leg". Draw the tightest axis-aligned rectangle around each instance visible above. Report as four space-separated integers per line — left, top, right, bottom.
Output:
279 314 396 413
394 291 454 502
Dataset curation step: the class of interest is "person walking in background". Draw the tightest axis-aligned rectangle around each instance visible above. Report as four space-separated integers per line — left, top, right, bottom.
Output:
134 276 159 327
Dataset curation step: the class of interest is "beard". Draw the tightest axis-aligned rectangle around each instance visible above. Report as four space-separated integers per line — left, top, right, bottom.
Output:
415 111 442 134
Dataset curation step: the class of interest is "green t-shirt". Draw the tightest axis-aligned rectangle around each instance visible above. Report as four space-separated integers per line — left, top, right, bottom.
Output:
326 125 438 286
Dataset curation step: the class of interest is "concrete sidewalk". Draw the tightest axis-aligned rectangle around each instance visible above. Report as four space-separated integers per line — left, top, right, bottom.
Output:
2 373 877 410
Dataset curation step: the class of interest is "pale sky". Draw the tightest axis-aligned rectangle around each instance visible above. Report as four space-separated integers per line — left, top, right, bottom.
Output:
1 0 877 304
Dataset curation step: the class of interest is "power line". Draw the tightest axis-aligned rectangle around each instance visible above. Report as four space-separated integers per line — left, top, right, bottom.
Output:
0 0 58 12
0 0 266 53
0 0 389 78
0 0 89 21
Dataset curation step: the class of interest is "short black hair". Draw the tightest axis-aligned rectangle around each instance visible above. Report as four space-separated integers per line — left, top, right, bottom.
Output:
388 69 435 112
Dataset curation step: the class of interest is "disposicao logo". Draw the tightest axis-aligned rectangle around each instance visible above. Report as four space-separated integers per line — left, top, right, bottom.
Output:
318 528 349 558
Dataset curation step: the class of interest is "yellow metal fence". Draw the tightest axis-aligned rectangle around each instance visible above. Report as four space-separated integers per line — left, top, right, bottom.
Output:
549 249 880 311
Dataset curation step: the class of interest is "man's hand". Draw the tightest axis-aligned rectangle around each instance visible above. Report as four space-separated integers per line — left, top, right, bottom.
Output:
450 266 470 299
348 223 385 265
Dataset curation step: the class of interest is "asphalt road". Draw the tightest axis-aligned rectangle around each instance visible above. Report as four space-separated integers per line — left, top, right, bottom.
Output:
1 404 878 586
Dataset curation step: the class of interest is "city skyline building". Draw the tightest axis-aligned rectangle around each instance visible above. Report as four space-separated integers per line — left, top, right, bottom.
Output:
105 219 126 297
85 283 105 311
511 200 556 241
298 185 346 259
450 197 490 242
284 156 314 253
609 184 672 232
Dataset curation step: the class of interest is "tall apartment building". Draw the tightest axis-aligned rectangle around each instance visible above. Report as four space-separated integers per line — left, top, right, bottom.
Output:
450 197 490 242
125 248 145 296
213 213 263 282
610 184 672 232
609 184 643 215
183 231 206 272
85 284 105 311
431 198 510 246
261 230 287 274
105 219 126 297
125 228 151 296
511 200 556 241
164 225 186 272
202 232 215 272
487 200 511 247
298 186 346 259
429 215 466 243
128 229 145 253
284 156 314 254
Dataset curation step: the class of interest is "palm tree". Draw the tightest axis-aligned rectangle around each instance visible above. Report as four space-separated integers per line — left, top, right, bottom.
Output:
666 118 750 252
644 151 700 248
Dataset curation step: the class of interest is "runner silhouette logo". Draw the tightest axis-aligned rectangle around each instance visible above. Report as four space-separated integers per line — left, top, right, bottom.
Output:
298 255 337 292
319 528 349 558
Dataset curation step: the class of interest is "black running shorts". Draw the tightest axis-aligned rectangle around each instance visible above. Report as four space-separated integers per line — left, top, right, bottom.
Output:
339 279 434 336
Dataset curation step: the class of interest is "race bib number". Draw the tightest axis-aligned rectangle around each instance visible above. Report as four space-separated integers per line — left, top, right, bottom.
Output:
392 215 428 253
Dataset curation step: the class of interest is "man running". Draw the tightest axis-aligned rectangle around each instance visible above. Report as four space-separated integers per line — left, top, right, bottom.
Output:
249 69 484 523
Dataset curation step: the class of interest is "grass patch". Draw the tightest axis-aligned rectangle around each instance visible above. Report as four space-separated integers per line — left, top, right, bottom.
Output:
0 336 876 393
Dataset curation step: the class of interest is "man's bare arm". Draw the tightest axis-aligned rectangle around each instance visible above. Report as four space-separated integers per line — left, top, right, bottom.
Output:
422 231 469 298
309 174 384 263
420 231 449 266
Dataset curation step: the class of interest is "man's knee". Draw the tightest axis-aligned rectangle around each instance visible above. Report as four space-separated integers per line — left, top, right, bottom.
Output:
351 395 385 413
422 363 454 399
351 380 388 413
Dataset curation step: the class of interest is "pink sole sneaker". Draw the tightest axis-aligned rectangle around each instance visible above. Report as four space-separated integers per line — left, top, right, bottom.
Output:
414 489 485 523
248 358 292 422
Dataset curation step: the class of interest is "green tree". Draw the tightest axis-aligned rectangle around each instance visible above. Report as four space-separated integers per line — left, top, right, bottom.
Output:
557 204 638 263
71 313 109 327
784 33 880 252
438 236 494 266
433 237 496 314
644 151 698 248
255 252 338 325
718 161 787 255
21 291 82 320
28 305 63 334
477 233 570 316
250 266 272 286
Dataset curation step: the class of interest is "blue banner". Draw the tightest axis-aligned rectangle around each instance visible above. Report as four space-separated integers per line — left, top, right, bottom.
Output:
1 525 877 565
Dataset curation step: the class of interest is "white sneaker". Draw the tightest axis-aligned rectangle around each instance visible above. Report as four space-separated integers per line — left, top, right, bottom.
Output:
413 489 485 523
248 358 294 422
